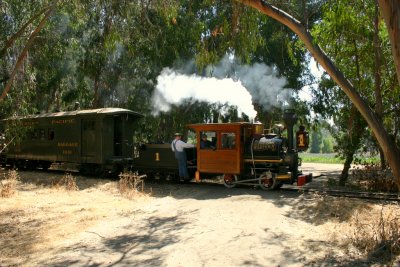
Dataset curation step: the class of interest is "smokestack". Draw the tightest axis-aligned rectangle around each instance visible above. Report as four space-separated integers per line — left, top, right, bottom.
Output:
283 109 297 151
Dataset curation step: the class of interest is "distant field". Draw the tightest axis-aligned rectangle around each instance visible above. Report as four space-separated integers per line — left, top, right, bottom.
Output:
300 153 343 164
300 152 380 164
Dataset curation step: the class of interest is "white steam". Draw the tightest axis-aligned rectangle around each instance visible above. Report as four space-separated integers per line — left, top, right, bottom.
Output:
152 68 257 118
152 56 291 119
210 56 290 110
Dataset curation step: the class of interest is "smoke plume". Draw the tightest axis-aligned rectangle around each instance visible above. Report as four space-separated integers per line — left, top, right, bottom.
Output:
152 55 290 119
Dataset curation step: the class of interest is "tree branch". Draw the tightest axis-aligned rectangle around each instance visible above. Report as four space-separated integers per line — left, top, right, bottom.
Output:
0 5 56 101
0 5 51 58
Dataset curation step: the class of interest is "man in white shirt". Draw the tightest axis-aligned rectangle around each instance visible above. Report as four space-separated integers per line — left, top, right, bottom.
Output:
171 133 195 181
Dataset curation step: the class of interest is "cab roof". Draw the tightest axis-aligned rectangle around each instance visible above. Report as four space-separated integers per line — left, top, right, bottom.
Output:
188 122 253 132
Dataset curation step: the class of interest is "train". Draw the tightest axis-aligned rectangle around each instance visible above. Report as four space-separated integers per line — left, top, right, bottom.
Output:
0 108 312 189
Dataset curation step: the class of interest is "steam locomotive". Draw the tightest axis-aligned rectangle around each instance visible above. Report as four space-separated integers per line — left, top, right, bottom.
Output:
135 110 311 189
0 108 311 189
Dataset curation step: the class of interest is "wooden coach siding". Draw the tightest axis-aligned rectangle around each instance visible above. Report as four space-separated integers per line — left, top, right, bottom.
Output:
1 108 142 169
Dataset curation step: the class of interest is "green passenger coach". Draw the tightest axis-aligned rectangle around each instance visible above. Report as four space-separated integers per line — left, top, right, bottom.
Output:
0 108 143 175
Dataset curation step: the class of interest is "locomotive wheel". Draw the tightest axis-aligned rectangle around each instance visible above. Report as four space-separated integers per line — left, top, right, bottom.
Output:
259 172 280 190
222 174 238 188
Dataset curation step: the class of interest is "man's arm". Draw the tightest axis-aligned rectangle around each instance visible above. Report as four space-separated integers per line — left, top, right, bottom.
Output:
180 140 195 148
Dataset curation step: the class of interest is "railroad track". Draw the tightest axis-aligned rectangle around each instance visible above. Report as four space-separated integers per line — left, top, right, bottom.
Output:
286 187 400 202
149 178 400 202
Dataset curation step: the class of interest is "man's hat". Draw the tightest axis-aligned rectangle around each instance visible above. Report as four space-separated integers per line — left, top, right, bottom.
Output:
174 132 183 136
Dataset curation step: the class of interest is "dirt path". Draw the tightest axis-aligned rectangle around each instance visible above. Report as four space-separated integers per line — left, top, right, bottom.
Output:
0 164 398 266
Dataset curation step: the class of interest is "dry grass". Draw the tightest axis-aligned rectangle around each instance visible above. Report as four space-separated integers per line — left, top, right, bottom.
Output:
297 193 400 263
0 170 147 266
295 193 373 225
1 169 19 198
118 171 147 199
351 163 397 192
51 172 79 191
349 204 400 262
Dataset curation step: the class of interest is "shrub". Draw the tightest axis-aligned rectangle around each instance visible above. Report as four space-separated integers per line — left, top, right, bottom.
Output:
52 173 79 191
350 205 400 262
351 162 397 192
118 171 146 199
1 169 19 197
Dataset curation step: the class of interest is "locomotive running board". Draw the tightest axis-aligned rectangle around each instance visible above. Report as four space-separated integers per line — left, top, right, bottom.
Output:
244 159 283 163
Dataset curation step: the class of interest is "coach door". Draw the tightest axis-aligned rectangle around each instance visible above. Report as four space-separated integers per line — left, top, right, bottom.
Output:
114 116 123 156
81 119 96 160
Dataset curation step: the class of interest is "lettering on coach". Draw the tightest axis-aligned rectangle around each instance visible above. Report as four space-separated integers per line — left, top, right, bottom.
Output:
51 119 76 125
57 142 79 147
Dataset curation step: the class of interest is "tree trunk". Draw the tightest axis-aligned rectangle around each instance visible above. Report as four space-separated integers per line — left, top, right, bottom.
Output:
237 0 400 190
378 0 400 84
340 106 365 185
374 0 386 170
92 76 101 108
340 152 354 186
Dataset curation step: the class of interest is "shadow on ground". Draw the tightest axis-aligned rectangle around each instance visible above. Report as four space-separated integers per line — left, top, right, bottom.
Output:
0 209 49 266
34 213 192 266
3 166 397 266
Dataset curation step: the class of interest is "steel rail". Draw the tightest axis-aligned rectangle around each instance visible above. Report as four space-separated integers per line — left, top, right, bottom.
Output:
284 187 400 202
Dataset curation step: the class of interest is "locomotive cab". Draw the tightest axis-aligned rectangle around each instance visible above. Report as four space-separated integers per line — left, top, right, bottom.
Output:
188 122 250 179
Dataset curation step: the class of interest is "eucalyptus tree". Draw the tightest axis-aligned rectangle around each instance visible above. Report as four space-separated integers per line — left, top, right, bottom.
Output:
1 1 320 143
310 0 396 182
128 0 311 140
236 0 400 189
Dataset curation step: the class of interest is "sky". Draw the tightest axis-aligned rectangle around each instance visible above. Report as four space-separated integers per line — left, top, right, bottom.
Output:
298 57 323 102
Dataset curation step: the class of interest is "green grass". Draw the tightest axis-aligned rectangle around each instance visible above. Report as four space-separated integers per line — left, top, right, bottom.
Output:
300 152 381 164
300 153 344 164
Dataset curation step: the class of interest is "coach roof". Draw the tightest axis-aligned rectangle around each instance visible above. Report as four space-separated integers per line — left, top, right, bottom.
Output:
3 108 143 120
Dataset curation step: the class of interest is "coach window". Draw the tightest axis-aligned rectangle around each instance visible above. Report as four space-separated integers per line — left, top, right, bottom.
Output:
32 129 39 140
48 129 55 140
221 132 236 149
27 129 35 140
39 129 46 140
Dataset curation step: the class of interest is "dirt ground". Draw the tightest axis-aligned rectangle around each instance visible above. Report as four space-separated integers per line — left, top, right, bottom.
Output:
0 163 399 267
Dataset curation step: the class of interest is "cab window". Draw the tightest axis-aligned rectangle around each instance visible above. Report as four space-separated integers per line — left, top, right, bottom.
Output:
221 132 236 149
200 131 216 150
